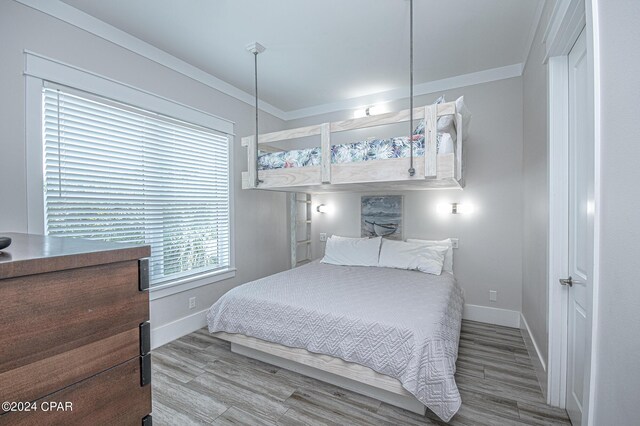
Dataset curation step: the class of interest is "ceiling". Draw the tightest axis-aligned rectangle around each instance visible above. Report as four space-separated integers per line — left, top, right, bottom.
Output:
60 0 542 116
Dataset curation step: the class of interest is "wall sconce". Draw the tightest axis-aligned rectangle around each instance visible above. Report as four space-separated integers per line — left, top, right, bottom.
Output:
317 204 332 214
353 105 384 118
437 203 474 215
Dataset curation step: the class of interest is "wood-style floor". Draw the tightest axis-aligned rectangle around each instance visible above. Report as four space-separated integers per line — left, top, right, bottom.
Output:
151 320 571 425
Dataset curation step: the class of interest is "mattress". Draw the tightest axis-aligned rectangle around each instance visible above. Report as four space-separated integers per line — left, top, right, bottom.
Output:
258 134 437 170
206 261 464 421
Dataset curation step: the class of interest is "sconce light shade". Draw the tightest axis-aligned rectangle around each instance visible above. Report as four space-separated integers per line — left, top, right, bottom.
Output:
456 203 475 214
353 109 367 119
436 203 451 215
317 204 330 213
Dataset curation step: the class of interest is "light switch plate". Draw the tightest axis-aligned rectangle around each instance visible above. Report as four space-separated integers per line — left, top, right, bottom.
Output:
451 238 459 249
319 233 327 242
489 290 497 302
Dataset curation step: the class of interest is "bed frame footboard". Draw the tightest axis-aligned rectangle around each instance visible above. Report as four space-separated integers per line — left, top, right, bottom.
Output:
212 332 427 416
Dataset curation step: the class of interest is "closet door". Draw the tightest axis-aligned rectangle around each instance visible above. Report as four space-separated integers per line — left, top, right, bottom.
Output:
564 27 593 426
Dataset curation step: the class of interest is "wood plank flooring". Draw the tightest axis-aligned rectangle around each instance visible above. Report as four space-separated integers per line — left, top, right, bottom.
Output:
151 320 570 425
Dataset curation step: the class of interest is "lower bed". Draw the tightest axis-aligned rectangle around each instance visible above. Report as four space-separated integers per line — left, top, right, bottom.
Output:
206 261 464 422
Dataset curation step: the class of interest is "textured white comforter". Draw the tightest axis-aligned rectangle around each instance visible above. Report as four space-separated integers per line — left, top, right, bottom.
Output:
206 261 464 421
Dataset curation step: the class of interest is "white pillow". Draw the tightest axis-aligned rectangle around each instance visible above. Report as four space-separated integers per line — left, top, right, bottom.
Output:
438 132 454 155
435 96 471 141
406 238 454 273
378 240 448 275
456 96 472 139
321 236 381 267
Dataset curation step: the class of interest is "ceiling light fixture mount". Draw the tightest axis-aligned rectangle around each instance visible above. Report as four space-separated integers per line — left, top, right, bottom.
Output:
245 42 266 55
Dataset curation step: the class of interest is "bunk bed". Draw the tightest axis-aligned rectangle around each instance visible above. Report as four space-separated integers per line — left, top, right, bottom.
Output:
242 97 470 193
219 3 469 420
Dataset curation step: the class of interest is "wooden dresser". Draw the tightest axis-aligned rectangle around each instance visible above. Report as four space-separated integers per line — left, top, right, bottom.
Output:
0 233 152 425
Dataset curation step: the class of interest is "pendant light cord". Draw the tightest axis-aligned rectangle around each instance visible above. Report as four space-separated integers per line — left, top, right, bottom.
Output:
254 51 263 186
408 0 415 176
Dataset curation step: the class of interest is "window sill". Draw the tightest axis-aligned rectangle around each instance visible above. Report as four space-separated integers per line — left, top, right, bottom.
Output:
149 268 236 300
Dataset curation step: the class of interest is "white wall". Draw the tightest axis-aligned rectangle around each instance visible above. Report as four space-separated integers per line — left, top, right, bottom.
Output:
592 0 640 422
521 0 556 368
289 78 524 314
0 1 290 339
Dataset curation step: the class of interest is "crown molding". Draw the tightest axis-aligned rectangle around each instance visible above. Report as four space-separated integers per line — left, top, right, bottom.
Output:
522 0 546 68
13 0 289 120
14 0 528 122
542 0 586 63
285 63 524 120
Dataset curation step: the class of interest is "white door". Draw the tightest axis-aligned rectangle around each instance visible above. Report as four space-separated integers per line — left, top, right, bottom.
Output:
564 28 594 426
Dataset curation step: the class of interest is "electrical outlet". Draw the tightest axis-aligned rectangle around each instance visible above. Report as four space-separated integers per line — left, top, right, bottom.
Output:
450 238 459 249
319 233 327 242
489 290 497 302
188 297 196 310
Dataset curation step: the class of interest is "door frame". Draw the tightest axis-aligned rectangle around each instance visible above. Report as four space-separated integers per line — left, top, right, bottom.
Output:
546 1 601 425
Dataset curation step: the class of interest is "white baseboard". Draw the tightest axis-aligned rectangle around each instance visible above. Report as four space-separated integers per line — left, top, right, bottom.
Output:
152 304 523 349
462 304 521 328
520 313 548 398
151 308 209 350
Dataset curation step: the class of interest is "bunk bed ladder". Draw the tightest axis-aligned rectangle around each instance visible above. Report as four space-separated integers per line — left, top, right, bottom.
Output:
289 193 312 268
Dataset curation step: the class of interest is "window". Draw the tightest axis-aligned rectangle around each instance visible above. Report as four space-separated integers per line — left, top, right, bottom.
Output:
42 87 231 287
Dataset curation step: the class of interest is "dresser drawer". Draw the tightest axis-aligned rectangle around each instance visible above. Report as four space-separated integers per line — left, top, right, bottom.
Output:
0 357 152 426
0 260 149 378
0 328 141 407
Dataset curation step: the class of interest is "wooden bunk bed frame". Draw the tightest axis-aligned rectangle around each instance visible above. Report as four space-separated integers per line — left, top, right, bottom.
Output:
241 101 465 193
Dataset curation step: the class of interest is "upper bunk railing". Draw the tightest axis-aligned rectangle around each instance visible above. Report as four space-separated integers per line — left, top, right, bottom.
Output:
241 101 462 189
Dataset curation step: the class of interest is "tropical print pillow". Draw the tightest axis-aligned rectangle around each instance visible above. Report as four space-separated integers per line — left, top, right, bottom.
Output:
330 136 425 164
257 134 448 170
257 147 321 170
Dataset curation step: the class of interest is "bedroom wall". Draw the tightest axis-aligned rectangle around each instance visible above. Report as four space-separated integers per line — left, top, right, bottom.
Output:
0 1 290 342
521 0 556 371
592 0 640 422
287 77 524 318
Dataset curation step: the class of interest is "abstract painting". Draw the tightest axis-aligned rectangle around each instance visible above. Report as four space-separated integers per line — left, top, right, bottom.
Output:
361 195 403 240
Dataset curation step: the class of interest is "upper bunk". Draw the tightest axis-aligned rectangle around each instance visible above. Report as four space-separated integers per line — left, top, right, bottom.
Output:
241 97 470 193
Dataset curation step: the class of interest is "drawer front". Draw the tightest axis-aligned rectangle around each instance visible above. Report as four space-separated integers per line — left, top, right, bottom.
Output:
0 328 139 407
0 357 151 426
0 260 148 377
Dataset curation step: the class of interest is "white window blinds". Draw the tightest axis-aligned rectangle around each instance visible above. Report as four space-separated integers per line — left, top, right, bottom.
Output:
42 87 231 286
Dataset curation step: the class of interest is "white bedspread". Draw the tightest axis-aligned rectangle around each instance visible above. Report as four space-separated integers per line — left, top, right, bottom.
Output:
206 261 464 421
